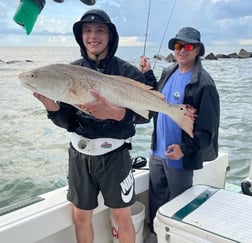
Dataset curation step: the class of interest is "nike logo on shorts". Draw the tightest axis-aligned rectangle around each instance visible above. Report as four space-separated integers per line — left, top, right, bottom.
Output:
120 171 134 203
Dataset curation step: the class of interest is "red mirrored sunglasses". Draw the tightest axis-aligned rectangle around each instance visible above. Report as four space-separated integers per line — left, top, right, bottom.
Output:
174 43 197 51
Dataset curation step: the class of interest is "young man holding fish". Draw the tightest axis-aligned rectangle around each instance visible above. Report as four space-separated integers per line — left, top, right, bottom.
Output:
33 9 156 243
140 27 220 243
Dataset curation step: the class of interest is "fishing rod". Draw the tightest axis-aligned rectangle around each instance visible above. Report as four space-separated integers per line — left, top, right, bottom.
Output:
153 0 176 70
143 0 152 57
105 0 110 11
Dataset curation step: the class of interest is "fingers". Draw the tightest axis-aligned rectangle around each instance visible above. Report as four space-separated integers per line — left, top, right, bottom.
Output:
166 144 175 154
33 92 41 99
33 92 51 101
165 144 184 160
33 92 59 111
139 56 151 72
88 89 102 101
33 92 45 101
79 90 104 114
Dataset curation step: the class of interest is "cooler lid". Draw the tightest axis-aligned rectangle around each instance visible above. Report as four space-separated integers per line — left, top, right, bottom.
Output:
157 185 252 242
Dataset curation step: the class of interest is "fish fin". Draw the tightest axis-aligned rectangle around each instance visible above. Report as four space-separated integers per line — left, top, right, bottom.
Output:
133 109 149 119
108 74 165 100
68 88 80 101
148 89 166 100
68 89 87 103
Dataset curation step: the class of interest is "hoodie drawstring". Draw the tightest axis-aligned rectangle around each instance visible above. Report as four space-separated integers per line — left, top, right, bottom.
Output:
88 155 92 173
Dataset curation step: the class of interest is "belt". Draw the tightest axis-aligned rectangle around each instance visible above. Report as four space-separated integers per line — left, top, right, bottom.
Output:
70 133 126 156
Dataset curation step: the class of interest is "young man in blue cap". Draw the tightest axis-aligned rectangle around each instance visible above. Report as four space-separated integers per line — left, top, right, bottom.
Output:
140 27 220 242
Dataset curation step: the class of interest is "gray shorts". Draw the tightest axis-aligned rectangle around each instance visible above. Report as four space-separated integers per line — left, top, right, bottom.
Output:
67 143 136 210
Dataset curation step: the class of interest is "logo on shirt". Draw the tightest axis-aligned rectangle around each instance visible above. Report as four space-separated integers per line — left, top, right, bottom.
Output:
173 91 180 99
120 171 134 203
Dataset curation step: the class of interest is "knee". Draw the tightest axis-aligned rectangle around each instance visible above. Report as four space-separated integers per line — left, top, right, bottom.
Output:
112 209 133 229
72 207 93 227
114 215 131 228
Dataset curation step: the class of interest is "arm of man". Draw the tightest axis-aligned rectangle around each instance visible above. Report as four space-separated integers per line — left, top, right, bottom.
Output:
33 92 80 131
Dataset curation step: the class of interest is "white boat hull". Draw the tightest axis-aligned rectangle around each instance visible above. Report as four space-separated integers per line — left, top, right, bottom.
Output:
0 153 229 243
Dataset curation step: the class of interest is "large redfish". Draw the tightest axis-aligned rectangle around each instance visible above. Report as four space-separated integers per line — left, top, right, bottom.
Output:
19 64 196 137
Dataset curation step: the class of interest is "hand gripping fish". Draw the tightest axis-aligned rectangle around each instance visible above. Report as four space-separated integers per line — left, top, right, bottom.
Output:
18 63 197 137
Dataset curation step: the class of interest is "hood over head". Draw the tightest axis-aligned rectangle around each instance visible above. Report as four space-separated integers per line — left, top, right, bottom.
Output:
73 9 119 58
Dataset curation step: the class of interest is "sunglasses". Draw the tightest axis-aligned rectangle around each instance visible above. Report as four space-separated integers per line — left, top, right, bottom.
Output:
174 43 197 51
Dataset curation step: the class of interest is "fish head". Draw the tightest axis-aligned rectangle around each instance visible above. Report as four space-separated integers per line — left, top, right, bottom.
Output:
18 64 73 101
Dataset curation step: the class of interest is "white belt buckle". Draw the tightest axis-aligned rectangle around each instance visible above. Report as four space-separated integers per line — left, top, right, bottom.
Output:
78 138 92 153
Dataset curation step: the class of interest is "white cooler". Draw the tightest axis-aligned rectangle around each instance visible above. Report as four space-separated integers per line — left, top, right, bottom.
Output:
154 185 252 243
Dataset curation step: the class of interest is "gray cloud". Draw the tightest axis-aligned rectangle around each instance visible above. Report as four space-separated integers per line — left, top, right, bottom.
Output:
0 0 252 46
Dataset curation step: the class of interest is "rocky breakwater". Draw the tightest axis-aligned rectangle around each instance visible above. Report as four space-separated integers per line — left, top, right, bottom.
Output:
154 48 252 62
204 48 252 60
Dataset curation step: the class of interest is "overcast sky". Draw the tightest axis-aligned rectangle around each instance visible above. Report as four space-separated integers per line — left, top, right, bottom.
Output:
0 0 252 48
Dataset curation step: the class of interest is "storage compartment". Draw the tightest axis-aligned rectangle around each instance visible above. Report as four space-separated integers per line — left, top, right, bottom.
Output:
154 185 252 243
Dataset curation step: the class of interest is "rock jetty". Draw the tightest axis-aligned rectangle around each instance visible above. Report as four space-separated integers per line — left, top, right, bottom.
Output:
205 48 252 60
154 48 252 62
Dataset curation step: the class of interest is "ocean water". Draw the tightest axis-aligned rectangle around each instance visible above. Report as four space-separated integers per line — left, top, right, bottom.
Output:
0 46 252 208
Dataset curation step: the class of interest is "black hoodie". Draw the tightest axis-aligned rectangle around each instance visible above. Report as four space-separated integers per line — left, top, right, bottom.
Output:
47 9 156 139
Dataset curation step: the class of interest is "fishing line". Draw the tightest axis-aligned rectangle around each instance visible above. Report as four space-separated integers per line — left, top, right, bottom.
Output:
153 0 176 70
143 0 152 56
105 0 110 11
